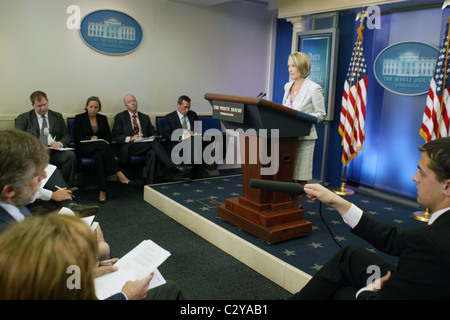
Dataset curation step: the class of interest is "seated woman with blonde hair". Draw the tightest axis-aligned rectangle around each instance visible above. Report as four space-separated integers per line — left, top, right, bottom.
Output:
0 214 151 300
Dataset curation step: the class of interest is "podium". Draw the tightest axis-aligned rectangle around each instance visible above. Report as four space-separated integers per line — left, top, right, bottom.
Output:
204 93 318 243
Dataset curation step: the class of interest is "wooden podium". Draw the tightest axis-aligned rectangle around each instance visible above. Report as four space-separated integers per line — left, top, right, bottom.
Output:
204 93 318 243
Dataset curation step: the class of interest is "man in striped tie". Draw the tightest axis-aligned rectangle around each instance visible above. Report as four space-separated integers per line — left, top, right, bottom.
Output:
112 94 185 184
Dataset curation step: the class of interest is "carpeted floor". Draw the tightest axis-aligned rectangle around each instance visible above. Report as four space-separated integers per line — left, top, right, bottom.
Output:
74 170 292 300
74 166 426 300
149 174 425 277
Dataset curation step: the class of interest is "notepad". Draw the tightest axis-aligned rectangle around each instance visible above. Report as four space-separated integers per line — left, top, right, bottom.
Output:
133 136 156 142
94 240 171 299
80 139 110 144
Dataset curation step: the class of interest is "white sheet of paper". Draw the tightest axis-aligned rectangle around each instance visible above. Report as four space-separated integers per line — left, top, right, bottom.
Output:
94 240 170 300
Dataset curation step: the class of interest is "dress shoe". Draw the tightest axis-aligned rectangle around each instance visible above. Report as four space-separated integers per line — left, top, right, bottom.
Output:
67 202 100 218
179 165 192 183
119 179 132 185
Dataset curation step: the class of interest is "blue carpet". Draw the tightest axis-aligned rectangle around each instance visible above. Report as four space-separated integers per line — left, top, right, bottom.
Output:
150 174 424 276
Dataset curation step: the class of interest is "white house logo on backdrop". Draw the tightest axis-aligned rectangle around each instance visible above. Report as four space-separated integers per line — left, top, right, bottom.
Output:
374 41 439 96
79 10 143 55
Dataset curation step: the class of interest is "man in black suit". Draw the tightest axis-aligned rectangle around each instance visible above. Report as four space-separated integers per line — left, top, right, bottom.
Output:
0 129 49 233
0 129 183 300
112 94 182 184
16 91 76 187
290 137 450 300
163 95 204 181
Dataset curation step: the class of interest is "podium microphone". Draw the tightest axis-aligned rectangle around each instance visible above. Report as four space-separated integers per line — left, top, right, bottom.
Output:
259 93 266 99
256 92 264 98
249 179 304 195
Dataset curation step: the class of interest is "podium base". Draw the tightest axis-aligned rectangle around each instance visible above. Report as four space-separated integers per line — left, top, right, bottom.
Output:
217 198 312 244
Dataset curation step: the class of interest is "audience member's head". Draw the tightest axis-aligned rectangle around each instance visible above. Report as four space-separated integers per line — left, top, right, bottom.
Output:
418 136 450 183
30 91 50 116
123 94 138 113
414 137 450 212
0 214 99 299
177 95 191 116
0 129 49 207
85 96 102 112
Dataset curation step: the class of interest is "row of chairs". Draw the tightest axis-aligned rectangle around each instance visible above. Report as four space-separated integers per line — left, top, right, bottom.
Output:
67 115 223 173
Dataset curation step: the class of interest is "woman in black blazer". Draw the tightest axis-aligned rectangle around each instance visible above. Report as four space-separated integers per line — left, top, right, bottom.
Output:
73 97 130 203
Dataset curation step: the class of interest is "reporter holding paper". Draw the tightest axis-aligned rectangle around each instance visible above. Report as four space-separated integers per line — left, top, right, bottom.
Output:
0 214 183 300
74 96 130 203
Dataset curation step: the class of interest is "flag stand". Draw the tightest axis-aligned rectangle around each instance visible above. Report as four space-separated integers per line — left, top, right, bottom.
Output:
412 208 430 223
332 165 355 196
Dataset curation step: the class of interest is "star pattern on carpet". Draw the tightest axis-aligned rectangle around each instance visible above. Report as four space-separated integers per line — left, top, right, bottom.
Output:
151 174 424 276
311 264 322 271
308 242 323 249
283 249 296 256
334 235 347 242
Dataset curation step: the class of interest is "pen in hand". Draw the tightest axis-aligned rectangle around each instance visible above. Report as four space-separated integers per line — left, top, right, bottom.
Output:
55 185 75 198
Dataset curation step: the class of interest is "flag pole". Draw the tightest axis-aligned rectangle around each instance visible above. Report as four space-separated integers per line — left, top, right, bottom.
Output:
413 13 450 222
333 11 368 197
436 15 450 139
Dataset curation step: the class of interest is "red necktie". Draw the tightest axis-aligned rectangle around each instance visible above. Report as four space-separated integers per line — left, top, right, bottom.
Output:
132 115 139 136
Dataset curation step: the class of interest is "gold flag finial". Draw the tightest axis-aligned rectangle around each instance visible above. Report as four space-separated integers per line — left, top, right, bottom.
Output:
356 9 370 22
443 0 450 10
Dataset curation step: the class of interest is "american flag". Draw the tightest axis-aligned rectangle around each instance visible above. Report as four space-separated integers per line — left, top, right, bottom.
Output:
420 20 450 142
339 28 368 166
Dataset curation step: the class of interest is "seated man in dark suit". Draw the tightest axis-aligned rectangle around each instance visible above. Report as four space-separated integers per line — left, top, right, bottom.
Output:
290 137 450 300
0 129 183 300
15 91 77 188
28 165 99 218
163 95 205 181
112 94 184 184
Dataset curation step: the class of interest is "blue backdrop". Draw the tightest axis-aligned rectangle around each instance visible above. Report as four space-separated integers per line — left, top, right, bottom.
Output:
273 6 448 199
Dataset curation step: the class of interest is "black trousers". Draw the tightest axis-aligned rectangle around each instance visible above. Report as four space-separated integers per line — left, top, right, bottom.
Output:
289 244 394 300
50 149 76 188
167 136 205 179
128 140 174 184
77 141 120 192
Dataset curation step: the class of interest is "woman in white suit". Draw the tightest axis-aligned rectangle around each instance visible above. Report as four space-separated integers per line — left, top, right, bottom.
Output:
282 52 326 208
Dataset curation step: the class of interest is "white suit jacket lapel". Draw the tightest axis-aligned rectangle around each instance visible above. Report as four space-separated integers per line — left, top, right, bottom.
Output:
293 78 311 108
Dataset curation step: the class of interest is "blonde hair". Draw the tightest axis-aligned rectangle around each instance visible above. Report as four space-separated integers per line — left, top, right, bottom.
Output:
0 214 99 299
289 52 311 78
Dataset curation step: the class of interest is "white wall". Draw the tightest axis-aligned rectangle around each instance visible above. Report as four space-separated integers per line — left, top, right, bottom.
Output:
0 0 273 120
